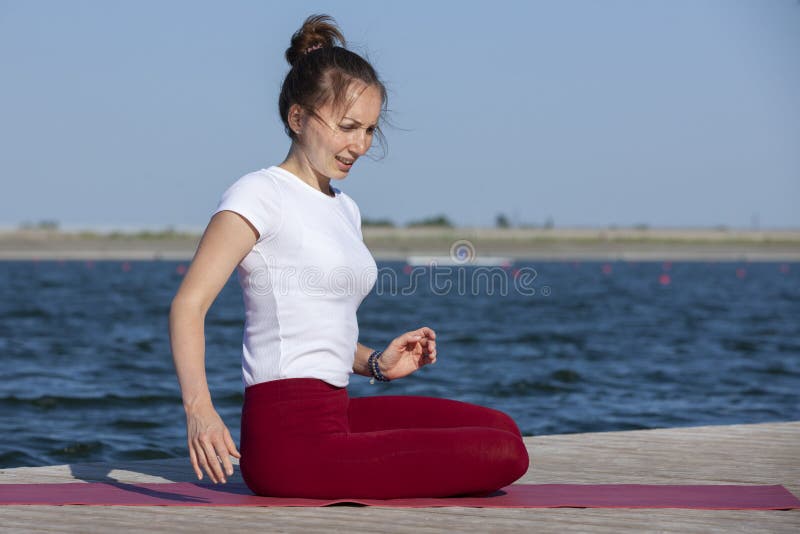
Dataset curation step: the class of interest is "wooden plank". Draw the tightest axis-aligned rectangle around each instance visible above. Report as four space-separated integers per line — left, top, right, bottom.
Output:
0 421 798 533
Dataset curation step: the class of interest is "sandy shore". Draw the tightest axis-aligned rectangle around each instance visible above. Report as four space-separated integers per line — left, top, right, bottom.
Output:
1 227 799 261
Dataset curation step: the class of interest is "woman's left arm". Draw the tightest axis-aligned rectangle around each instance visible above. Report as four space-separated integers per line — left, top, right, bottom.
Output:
353 327 437 381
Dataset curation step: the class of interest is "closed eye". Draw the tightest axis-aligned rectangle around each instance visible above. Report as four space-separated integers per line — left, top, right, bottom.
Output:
339 117 378 133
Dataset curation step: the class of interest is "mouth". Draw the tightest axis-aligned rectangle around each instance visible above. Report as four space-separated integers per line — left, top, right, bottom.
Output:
335 156 355 170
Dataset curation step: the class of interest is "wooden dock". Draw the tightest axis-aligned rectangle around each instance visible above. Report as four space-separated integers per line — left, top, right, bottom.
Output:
1 421 798 533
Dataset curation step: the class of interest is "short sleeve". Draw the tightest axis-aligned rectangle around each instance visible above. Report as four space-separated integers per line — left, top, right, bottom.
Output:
211 171 282 243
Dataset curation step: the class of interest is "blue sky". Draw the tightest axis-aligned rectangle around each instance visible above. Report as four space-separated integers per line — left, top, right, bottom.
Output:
1 0 798 230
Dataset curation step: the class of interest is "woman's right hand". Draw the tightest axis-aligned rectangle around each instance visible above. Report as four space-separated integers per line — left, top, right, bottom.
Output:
185 402 241 484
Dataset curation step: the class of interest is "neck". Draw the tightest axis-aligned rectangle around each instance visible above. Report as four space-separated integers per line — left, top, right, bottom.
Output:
279 145 333 197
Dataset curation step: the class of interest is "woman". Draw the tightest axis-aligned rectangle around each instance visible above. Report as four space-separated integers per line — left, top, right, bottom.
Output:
169 14 529 499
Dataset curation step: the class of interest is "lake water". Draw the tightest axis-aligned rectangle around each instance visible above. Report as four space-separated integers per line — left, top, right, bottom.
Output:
0 259 798 468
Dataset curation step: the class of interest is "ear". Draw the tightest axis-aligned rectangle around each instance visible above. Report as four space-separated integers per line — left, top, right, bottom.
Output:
288 104 305 135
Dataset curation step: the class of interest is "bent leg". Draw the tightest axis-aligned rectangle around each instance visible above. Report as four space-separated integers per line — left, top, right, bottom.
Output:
255 425 529 499
240 380 529 499
348 395 523 438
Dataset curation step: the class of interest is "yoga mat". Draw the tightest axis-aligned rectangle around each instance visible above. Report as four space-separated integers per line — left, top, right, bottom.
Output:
1 482 798 509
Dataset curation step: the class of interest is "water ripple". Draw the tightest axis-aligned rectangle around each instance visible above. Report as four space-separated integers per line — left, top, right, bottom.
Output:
1 260 798 467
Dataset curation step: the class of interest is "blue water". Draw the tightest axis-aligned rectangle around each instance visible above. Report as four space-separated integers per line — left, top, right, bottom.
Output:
0 259 798 468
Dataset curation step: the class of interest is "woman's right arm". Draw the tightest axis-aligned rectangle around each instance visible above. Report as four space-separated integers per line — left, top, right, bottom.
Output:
169 210 259 483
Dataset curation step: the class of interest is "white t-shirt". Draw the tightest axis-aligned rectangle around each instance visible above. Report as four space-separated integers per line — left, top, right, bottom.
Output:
212 166 378 388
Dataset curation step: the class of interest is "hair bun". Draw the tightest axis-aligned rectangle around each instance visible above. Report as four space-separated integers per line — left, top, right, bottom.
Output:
285 14 346 67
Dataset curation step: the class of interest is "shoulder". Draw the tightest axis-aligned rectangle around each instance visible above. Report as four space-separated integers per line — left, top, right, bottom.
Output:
218 169 284 209
214 168 284 243
222 169 280 195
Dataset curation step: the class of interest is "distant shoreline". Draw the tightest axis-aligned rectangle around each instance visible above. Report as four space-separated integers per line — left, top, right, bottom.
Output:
1 227 799 261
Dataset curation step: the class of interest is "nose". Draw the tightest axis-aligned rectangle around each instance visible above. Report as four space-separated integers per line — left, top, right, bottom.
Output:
351 129 370 155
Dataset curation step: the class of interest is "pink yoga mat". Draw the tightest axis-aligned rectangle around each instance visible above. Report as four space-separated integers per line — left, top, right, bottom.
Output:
1 482 798 509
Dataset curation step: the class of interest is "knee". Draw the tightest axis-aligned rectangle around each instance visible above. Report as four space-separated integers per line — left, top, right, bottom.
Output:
504 434 530 480
487 407 524 438
488 428 529 479
480 431 529 489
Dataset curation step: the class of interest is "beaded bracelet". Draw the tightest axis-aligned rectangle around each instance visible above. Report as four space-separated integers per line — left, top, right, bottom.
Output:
368 350 390 384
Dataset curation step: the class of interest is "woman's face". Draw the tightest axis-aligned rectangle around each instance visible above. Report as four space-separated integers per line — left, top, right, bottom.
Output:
293 83 382 182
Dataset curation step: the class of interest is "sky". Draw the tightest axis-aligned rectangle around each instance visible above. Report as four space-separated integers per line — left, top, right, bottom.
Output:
0 0 798 231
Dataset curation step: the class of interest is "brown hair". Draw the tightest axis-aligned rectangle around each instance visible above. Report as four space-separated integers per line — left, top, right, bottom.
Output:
278 14 388 153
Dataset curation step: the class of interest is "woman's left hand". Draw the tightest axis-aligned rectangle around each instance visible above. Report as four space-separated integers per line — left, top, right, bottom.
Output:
379 327 437 380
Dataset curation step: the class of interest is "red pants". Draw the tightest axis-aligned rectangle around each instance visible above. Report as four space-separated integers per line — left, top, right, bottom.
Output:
239 378 530 499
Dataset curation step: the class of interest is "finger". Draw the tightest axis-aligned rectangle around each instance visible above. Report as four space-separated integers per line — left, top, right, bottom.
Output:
225 428 242 459
424 340 437 363
199 439 225 483
188 444 203 480
210 440 230 483
216 442 234 479
400 332 422 346
420 338 434 354
418 326 436 339
193 441 215 483
220 435 238 477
